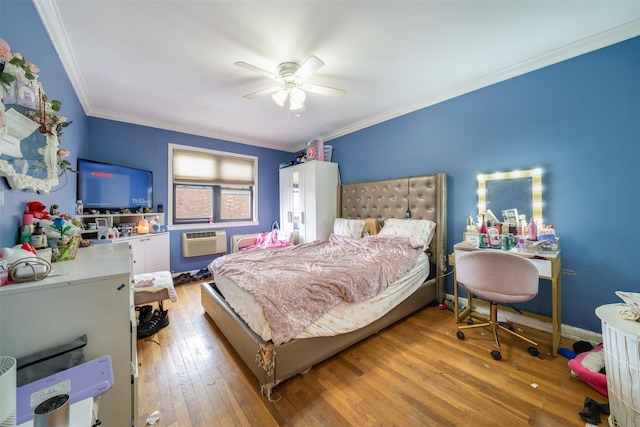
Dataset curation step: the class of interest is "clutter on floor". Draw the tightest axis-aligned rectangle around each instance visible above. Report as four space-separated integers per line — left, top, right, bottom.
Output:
173 272 192 286
136 305 170 339
191 267 212 281
568 343 608 396
578 396 610 425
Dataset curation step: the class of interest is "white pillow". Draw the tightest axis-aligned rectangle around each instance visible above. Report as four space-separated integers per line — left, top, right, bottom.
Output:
378 218 436 249
333 218 366 239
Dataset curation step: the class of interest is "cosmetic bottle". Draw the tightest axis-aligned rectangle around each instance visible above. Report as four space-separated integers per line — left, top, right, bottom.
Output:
31 223 47 249
466 213 476 232
19 213 34 244
516 215 526 236
528 217 538 241
478 213 488 235
0 253 7 285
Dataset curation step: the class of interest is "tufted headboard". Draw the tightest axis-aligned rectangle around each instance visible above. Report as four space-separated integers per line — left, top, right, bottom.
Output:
339 173 448 301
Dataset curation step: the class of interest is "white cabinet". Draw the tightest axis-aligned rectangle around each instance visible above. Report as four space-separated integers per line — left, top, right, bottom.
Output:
116 232 170 275
280 161 339 244
77 213 170 275
0 244 137 427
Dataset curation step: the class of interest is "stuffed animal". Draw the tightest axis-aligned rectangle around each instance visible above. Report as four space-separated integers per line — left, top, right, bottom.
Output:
26 201 50 220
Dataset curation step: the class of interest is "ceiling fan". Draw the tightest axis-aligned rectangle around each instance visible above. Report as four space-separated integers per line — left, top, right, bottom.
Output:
235 55 346 112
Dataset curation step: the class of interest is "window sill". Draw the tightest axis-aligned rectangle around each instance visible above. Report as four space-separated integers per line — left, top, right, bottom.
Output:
167 221 259 231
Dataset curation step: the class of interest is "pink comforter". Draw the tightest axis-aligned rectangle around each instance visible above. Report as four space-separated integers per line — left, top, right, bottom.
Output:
210 234 423 346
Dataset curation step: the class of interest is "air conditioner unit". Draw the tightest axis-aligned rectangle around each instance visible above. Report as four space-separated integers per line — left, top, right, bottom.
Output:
182 230 227 257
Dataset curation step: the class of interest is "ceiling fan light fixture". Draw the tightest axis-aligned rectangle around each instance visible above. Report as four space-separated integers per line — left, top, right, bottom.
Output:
272 89 288 107
289 87 306 110
289 101 305 111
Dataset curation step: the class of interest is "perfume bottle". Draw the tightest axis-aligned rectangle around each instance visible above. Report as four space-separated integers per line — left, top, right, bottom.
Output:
478 213 488 235
516 215 526 236
466 213 476 232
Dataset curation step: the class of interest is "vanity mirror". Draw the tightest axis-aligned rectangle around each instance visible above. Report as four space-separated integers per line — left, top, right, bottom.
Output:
0 38 69 193
0 110 59 192
477 168 543 223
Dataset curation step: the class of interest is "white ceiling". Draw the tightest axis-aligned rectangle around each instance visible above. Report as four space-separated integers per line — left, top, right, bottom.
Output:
34 1 639 152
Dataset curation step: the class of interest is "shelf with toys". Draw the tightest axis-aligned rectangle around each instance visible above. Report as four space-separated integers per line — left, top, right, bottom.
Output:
75 212 165 240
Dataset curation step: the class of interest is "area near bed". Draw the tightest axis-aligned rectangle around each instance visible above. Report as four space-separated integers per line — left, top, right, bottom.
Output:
201 172 447 396
211 234 427 346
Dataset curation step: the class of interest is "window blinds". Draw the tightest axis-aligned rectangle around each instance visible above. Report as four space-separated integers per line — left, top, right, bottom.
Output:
173 149 255 186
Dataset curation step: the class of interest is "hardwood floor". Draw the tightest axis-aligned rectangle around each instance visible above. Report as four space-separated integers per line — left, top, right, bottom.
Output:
136 281 604 426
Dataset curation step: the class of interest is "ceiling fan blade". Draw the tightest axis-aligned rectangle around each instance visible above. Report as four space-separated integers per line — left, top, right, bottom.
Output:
302 83 346 98
243 86 282 99
294 55 324 81
235 61 279 80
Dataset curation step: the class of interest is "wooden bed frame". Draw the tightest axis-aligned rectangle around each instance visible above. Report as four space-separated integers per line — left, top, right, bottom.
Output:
201 172 448 396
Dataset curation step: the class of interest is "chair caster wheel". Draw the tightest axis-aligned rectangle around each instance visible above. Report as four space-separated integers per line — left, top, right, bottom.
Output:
528 346 540 357
491 350 502 360
466 318 474 325
456 331 465 340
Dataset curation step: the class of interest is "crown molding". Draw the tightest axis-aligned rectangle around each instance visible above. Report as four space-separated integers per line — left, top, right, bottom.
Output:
34 1 639 152
320 20 640 144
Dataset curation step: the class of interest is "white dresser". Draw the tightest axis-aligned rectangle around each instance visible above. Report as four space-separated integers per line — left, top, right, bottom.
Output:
596 303 640 427
0 244 137 427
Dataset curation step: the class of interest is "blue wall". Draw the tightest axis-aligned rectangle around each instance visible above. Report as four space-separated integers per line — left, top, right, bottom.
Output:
329 38 640 332
85 118 289 273
1 0 638 333
0 0 87 243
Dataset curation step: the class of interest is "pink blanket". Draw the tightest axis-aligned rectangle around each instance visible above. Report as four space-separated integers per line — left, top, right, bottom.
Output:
210 234 422 346
240 229 291 251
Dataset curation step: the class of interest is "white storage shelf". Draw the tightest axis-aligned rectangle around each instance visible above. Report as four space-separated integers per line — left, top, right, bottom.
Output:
76 212 165 237
77 212 170 277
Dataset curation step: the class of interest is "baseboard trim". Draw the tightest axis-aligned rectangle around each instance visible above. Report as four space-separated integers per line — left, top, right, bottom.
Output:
446 293 602 346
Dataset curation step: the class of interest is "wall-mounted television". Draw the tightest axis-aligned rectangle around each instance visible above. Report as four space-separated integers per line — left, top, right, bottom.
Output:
77 158 153 212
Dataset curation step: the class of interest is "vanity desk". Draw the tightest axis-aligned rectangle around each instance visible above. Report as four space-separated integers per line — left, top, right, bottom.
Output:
452 242 562 356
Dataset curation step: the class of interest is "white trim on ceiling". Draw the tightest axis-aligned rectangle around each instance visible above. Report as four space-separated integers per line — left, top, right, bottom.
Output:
317 20 640 148
34 0 639 152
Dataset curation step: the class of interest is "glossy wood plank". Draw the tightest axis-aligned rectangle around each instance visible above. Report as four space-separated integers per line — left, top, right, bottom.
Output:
137 281 603 426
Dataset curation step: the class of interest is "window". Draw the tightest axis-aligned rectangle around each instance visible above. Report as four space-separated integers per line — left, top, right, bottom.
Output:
170 144 257 226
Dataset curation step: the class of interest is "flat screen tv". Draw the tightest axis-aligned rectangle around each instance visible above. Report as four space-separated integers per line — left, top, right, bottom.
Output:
77 158 153 212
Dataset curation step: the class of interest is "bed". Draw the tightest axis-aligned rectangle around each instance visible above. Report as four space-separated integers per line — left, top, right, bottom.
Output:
200 172 447 397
